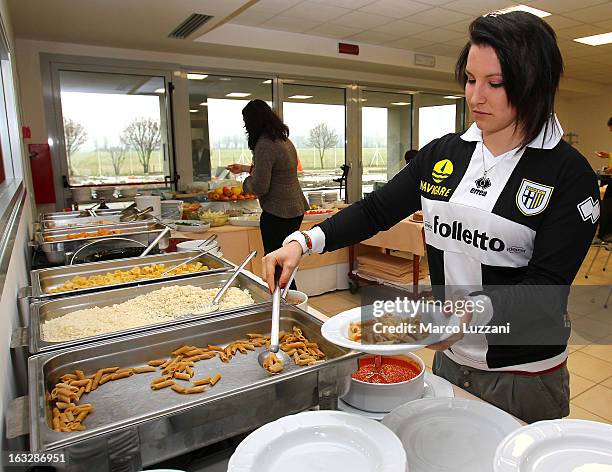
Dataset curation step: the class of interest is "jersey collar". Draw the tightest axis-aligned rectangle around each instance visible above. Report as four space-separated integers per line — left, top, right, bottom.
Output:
460 114 564 150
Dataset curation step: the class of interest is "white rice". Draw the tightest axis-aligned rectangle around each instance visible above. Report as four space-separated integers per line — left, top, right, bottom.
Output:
41 285 255 342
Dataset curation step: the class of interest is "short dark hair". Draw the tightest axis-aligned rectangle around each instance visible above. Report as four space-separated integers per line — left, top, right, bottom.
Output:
242 99 289 150
404 149 418 164
455 11 563 149
607 116 612 127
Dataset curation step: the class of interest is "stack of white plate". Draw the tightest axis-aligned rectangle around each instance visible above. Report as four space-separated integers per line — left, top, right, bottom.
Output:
228 410 407 472
161 200 183 220
494 419 612 471
324 191 338 203
307 192 324 207
383 398 521 472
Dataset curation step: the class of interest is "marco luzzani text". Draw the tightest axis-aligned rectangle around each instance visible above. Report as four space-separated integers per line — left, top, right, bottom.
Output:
371 298 511 335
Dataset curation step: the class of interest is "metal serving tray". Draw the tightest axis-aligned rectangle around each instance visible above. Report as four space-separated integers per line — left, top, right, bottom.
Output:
28 306 358 469
27 271 271 354
29 250 232 300
39 209 124 222
34 222 169 264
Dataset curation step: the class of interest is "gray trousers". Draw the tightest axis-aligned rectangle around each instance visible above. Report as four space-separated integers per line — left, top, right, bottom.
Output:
433 352 570 424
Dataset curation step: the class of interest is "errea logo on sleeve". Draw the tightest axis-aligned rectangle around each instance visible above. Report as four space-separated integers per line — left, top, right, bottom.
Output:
577 197 600 224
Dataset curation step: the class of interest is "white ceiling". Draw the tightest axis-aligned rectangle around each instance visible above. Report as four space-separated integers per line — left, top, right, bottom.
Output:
230 0 612 85
7 0 612 87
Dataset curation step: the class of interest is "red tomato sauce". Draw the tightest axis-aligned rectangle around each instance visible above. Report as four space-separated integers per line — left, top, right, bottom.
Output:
352 356 421 384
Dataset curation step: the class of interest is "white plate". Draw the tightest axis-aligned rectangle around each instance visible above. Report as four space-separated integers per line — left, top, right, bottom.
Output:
228 410 406 472
303 210 336 220
494 419 612 472
383 398 521 472
229 216 260 227
321 305 461 355
338 371 455 420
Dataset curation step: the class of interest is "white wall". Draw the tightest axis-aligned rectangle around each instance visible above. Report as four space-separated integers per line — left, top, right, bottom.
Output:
557 90 612 170
0 196 31 458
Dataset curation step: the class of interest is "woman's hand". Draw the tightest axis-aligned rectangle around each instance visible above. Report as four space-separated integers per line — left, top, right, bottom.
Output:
595 151 610 159
261 241 303 293
426 298 474 351
226 164 250 174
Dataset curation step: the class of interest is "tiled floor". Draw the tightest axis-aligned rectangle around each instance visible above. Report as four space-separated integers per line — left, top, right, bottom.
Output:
309 245 612 424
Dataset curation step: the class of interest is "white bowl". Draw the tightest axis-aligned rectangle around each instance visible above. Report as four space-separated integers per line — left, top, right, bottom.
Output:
176 239 222 257
284 289 308 310
341 353 425 413
174 220 210 233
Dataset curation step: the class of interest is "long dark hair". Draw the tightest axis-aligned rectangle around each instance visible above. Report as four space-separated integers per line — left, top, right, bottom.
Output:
242 99 289 150
455 11 563 149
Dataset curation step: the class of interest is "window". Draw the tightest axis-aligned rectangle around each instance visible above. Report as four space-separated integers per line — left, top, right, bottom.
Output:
187 74 272 182
416 93 464 149
58 70 172 187
282 84 346 196
361 90 412 196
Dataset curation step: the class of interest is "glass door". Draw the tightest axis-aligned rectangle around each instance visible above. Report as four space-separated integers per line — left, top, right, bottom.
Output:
360 90 413 196
187 74 273 183
57 70 173 188
281 83 346 202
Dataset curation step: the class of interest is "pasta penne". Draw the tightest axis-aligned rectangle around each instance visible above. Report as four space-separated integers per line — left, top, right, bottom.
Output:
184 386 206 394
151 380 174 390
133 366 156 374
209 373 222 386
148 359 166 367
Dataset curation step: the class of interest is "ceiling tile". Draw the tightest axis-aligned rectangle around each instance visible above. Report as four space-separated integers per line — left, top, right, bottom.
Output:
443 0 515 16
555 24 608 40
416 0 462 5
523 0 610 14
593 19 612 29
260 15 320 33
372 19 432 35
230 10 277 26
280 1 351 22
307 23 362 39
384 37 436 50
345 30 403 45
543 15 583 30
308 0 376 8
412 27 465 43
415 43 463 56
358 0 432 19
567 3 612 22
329 10 393 29
247 0 302 14
407 8 472 27
444 17 474 33
446 36 471 48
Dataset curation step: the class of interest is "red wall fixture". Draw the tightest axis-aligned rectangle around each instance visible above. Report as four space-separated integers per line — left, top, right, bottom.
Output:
29 143 56 204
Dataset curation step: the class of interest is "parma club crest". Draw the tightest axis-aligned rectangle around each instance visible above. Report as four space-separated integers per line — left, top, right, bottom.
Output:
516 179 554 216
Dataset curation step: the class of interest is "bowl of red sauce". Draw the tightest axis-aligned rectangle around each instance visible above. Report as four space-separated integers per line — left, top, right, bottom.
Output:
341 353 425 413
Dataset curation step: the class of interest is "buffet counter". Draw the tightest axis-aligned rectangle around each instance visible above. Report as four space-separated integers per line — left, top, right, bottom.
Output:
173 219 350 296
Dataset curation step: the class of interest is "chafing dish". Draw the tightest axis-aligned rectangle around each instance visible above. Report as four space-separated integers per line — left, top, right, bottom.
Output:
39 209 124 222
29 250 232 300
34 222 170 264
25 271 270 354
25 306 358 469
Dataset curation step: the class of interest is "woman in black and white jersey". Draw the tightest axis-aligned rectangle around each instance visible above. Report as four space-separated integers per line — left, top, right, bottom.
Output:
261 11 599 424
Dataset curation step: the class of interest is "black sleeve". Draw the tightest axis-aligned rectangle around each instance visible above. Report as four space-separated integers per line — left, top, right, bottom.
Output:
318 140 435 252
481 167 599 339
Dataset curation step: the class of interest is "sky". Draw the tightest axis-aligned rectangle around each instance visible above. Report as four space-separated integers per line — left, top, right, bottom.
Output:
60 92 161 151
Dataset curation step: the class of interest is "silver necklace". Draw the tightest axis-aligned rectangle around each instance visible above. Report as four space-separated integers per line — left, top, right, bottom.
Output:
474 142 497 189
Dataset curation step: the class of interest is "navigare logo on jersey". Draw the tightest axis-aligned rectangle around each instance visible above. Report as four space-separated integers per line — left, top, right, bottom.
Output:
516 179 554 216
577 196 600 224
432 159 454 183
429 215 506 251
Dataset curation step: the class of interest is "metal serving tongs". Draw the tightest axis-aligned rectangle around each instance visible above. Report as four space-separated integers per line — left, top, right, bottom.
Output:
258 267 291 372
198 250 257 314
157 237 220 277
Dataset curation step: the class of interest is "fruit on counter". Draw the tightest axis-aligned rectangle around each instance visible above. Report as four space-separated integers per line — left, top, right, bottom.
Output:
231 186 242 196
213 187 224 196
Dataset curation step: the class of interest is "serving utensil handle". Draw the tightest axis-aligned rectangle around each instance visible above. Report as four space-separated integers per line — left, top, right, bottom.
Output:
211 250 257 305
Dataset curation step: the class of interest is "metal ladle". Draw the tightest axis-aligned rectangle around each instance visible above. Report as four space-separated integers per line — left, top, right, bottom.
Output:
258 267 291 372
